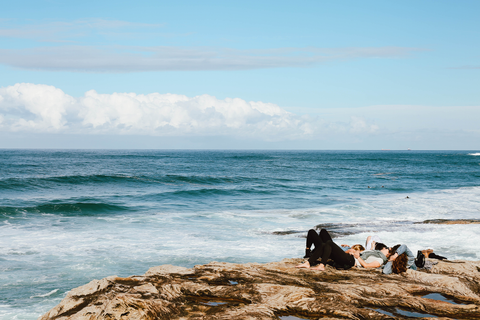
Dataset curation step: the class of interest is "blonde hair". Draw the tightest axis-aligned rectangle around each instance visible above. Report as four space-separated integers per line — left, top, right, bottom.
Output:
351 244 365 252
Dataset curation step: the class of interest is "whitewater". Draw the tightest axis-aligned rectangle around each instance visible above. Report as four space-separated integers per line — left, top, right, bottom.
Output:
0 150 479 319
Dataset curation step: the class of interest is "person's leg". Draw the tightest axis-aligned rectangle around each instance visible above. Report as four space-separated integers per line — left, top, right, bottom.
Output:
296 242 324 268
305 229 324 258
307 242 325 266
298 229 321 265
365 236 372 250
327 240 355 268
299 229 334 266
319 229 333 243
306 229 323 249
311 240 355 270
310 242 330 270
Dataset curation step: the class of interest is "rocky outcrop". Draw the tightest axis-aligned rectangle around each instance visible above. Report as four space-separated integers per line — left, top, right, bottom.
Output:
421 219 480 225
40 258 480 319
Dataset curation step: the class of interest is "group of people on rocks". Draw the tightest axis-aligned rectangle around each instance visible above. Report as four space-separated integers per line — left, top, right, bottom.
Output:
295 229 444 274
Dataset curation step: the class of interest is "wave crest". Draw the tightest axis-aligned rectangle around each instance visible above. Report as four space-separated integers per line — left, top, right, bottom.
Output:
0 202 129 217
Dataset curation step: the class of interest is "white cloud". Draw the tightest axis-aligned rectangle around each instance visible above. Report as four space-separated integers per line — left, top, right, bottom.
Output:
0 83 380 140
0 18 426 72
0 46 425 72
1 83 478 150
324 104 480 133
75 89 322 139
0 83 74 131
0 18 164 42
349 116 379 134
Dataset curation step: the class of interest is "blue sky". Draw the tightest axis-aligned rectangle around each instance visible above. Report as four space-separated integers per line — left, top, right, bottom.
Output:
0 0 479 149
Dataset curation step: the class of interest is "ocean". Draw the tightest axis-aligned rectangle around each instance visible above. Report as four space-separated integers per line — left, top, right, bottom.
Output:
1 149 480 319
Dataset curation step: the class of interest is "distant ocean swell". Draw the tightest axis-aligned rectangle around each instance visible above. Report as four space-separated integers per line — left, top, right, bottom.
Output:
0 173 261 189
0 202 130 218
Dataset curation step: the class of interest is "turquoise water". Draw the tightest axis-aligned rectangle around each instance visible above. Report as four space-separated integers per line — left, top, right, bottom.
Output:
1 150 480 318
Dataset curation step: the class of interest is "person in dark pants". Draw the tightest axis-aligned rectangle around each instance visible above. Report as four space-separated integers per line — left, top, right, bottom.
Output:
303 228 333 258
296 229 358 271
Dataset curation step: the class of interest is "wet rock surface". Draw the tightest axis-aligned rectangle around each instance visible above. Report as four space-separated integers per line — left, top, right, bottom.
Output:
272 219 480 239
40 259 480 319
420 219 480 225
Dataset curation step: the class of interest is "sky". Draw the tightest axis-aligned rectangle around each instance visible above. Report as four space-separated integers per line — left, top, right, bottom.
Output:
0 0 479 149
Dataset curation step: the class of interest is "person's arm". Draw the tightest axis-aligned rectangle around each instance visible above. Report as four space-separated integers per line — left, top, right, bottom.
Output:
395 244 407 255
383 261 393 274
404 245 415 260
383 251 398 274
356 256 381 269
394 244 414 259
402 245 416 269
365 236 376 251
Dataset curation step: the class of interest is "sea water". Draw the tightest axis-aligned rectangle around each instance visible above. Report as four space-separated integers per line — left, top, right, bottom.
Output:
1 150 479 319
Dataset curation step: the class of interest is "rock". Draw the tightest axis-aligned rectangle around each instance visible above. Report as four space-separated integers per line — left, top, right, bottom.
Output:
39 258 480 319
421 219 480 224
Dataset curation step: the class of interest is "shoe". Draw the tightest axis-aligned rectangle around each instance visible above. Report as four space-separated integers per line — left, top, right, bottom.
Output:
429 253 447 260
304 248 311 258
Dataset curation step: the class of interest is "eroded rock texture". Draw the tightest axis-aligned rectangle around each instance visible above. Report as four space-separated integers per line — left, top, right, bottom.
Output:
40 258 480 319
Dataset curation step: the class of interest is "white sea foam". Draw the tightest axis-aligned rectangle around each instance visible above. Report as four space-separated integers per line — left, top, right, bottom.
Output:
0 303 44 320
2 186 480 319
30 289 59 299
468 152 480 156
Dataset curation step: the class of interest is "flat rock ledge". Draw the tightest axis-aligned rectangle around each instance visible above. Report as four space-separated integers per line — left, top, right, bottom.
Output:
40 258 480 320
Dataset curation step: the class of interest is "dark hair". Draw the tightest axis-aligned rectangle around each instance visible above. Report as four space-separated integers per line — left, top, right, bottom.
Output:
375 242 387 251
392 252 408 274
388 244 401 258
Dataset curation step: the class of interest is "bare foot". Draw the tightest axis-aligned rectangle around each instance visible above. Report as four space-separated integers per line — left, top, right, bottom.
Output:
295 261 310 268
310 264 325 271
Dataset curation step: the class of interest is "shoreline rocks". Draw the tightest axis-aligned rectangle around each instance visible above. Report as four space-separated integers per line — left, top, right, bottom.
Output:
421 219 480 225
272 219 480 239
40 258 480 319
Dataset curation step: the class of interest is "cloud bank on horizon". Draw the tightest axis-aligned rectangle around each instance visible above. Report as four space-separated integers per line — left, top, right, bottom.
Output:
1 83 478 149
0 83 378 139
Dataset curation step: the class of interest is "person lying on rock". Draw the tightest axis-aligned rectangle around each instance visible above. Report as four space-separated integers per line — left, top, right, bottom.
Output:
352 242 389 269
296 229 381 271
302 229 365 259
382 244 416 274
